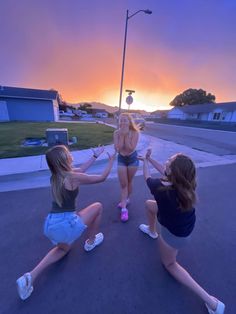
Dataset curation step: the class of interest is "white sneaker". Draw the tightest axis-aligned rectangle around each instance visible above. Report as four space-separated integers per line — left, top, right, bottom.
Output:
139 224 158 239
84 233 104 252
205 299 225 314
16 272 33 300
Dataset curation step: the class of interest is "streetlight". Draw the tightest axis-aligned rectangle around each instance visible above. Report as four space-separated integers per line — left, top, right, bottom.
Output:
118 9 152 115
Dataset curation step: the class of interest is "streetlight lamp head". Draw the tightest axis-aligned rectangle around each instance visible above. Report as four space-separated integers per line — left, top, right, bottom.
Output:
144 9 152 14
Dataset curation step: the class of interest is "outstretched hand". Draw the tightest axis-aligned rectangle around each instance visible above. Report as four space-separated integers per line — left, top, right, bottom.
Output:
107 151 117 161
92 145 105 158
137 155 145 161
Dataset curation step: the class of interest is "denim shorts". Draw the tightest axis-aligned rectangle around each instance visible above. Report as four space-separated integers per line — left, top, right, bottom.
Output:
157 222 192 250
118 151 139 167
44 212 87 245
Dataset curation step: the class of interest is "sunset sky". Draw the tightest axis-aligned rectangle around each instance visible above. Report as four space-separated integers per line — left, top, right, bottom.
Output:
0 0 236 111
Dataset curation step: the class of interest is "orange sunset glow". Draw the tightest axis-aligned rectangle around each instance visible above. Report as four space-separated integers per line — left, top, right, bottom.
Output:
1 1 235 111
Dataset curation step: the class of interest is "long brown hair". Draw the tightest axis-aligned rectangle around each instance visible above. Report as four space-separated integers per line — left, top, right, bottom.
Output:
119 113 140 132
46 145 72 207
166 154 197 211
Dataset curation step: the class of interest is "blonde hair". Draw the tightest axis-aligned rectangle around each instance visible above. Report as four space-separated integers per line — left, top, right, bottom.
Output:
119 113 140 132
46 145 72 207
165 153 197 211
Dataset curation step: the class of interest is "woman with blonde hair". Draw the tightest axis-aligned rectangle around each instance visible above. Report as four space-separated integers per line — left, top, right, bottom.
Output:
139 151 225 314
113 113 140 222
16 145 115 300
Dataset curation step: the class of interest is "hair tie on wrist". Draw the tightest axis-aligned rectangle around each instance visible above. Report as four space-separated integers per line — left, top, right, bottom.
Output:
93 154 98 159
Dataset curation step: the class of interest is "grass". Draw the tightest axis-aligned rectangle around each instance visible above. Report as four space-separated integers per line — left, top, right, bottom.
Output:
0 122 114 158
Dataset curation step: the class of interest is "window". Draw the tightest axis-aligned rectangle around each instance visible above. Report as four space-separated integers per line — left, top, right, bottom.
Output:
213 112 221 120
221 112 227 121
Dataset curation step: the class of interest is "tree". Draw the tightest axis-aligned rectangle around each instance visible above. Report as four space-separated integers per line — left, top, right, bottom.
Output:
79 103 92 113
57 93 68 111
170 88 216 107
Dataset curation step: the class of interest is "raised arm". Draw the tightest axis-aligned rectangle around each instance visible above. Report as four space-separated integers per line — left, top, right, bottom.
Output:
74 146 104 173
146 149 165 175
148 157 165 175
113 130 125 152
71 152 116 185
143 158 151 181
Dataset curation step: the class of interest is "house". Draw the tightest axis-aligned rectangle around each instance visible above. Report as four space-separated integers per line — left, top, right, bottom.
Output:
90 108 109 118
113 109 149 119
167 102 236 122
151 110 169 119
73 109 87 117
0 86 59 122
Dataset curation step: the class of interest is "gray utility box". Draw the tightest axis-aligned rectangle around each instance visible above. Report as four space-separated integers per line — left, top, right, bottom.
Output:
46 128 68 147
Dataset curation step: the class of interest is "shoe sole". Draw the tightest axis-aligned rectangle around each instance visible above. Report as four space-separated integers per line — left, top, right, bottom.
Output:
84 233 104 251
139 225 158 239
16 279 33 300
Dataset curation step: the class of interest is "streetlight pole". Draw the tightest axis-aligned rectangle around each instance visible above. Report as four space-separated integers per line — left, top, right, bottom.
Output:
118 9 152 116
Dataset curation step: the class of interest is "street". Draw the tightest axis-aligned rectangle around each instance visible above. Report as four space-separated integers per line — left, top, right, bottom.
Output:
144 122 236 155
0 164 235 314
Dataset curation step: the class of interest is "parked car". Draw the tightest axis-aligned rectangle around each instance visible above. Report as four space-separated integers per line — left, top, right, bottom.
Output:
59 110 75 117
95 112 108 118
130 114 146 130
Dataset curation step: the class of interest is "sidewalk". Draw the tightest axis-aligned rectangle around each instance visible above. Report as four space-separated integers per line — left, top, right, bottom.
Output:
1 131 236 176
1 132 236 192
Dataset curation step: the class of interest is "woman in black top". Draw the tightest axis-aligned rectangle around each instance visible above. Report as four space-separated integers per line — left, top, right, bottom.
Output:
16 145 116 300
139 151 225 314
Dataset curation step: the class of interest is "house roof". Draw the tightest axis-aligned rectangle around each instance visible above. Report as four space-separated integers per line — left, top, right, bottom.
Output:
90 108 108 113
152 109 170 114
172 102 236 114
0 86 58 100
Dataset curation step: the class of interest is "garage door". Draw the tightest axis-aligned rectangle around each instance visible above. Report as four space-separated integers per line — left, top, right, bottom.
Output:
0 101 9 121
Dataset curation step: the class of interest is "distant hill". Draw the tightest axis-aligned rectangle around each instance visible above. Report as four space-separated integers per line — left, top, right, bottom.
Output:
68 101 153 114
151 109 170 114
70 102 119 114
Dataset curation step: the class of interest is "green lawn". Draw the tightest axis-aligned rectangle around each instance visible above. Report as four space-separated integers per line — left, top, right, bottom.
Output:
0 122 114 158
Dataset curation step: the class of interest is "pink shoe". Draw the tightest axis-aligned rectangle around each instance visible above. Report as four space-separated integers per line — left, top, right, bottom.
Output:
121 209 129 222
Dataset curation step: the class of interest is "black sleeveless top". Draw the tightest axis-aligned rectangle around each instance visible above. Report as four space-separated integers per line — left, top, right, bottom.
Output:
51 186 79 213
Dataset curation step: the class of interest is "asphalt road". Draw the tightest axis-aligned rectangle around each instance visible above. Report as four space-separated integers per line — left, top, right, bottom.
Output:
145 123 236 155
0 163 235 314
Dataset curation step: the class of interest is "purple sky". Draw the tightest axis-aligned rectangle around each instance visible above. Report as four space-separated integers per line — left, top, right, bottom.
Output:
0 0 235 110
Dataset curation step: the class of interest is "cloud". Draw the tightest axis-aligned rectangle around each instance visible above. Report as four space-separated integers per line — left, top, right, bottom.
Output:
0 0 235 108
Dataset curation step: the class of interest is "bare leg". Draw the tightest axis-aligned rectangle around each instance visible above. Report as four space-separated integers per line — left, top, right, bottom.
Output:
127 166 138 199
77 202 103 244
158 236 218 310
30 243 71 284
27 203 103 285
145 200 158 233
117 166 128 208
